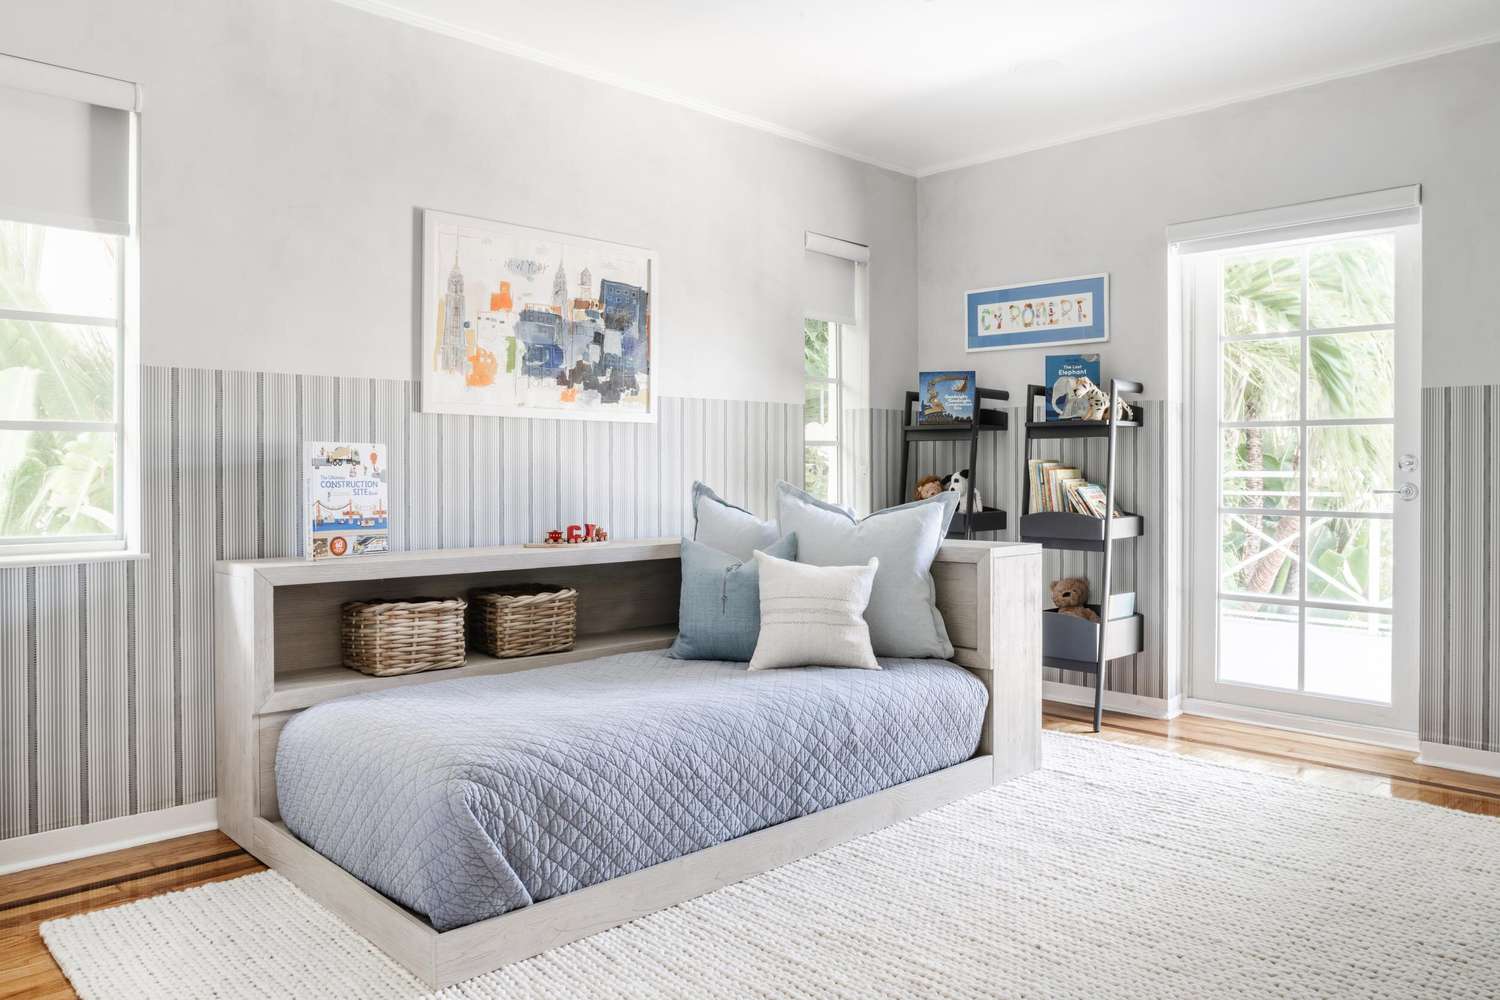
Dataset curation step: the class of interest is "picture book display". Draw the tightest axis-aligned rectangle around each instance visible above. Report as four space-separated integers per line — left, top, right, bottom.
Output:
304 442 390 560
916 370 977 425
1045 353 1101 420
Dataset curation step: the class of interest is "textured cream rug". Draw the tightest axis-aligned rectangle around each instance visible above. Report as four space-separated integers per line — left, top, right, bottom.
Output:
43 733 1500 999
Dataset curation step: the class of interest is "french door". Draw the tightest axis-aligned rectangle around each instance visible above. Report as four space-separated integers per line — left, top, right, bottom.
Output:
1187 220 1421 732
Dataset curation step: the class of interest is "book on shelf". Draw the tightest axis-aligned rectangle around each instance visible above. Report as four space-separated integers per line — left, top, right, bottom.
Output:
304 441 390 560
1027 458 1126 518
1044 353 1101 420
916 370 977 425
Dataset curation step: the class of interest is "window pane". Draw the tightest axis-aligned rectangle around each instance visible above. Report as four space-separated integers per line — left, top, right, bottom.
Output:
1222 251 1301 336
1307 235 1394 330
803 444 834 502
0 429 116 539
1307 424 1392 512
1222 338 1300 422
0 318 116 421
1219 599 1298 690
1221 425 1299 511
803 318 832 379
1221 512 1299 598
804 381 837 443
0 220 120 318
1306 516 1392 607
1304 608 1392 702
1307 331 1394 419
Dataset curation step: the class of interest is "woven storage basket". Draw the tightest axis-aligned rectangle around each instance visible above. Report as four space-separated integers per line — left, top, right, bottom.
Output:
340 597 468 677
469 585 578 658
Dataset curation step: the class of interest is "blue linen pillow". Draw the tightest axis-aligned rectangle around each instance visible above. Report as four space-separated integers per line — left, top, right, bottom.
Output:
691 481 778 561
668 533 798 662
775 481 958 659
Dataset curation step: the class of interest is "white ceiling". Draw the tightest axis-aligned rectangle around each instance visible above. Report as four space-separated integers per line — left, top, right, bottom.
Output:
339 0 1500 176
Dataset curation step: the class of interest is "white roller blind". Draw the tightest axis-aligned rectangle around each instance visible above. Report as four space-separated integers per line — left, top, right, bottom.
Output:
803 249 857 325
0 77 132 234
1167 186 1420 254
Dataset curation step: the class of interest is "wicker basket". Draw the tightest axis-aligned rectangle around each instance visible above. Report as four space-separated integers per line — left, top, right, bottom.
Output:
340 597 468 677
469 585 578 658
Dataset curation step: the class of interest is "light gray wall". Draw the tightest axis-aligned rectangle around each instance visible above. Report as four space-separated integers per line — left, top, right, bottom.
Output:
1 0 918 408
917 41 1500 396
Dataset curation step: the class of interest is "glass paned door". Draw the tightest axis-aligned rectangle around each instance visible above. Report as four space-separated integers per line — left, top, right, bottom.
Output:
1189 225 1419 729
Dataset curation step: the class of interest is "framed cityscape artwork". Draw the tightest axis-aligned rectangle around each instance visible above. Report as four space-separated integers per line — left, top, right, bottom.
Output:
964 272 1108 352
420 210 657 422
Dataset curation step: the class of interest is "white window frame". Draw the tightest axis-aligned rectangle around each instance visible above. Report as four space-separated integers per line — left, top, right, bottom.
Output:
0 63 142 565
803 316 843 505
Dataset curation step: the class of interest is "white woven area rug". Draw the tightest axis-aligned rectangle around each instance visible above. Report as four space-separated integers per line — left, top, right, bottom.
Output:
43 732 1500 1000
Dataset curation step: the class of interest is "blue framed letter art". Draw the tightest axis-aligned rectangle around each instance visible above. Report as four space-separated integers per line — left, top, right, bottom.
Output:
965 272 1108 352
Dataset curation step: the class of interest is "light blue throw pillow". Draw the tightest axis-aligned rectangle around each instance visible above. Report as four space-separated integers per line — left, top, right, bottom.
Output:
691 481 778 561
668 533 798 662
775 481 958 659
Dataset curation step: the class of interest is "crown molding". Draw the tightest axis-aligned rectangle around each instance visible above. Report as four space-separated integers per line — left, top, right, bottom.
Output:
327 0 917 178
912 32 1500 178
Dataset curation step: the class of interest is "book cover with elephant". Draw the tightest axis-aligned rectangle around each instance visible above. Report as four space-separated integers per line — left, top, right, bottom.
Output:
1044 353 1100 420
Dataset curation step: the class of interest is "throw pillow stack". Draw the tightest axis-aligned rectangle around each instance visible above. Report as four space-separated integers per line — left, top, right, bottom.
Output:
668 480 958 670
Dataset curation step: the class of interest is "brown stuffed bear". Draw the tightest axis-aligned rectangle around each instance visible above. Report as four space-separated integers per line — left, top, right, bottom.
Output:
913 475 943 501
1051 577 1100 622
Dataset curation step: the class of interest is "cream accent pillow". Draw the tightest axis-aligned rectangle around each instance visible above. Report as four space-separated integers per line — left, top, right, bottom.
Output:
748 551 880 671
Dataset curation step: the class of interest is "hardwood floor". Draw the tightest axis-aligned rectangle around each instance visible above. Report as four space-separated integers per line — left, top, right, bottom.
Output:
5 704 1500 999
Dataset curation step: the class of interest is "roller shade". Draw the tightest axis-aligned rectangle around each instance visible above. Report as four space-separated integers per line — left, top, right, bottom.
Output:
803 249 857 325
0 57 134 235
1167 186 1420 254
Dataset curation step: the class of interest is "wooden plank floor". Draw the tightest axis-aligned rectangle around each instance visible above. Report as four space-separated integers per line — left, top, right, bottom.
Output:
5 704 1500 999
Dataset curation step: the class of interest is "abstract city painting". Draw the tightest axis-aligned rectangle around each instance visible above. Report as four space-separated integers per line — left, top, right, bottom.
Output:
420 210 657 422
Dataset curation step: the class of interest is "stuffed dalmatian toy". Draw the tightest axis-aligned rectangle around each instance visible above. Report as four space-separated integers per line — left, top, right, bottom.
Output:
941 468 982 513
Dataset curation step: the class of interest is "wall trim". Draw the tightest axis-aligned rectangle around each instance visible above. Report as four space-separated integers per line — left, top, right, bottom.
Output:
1045 681 1182 720
0 799 218 876
1181 698 1418 751
1415 741 1500 779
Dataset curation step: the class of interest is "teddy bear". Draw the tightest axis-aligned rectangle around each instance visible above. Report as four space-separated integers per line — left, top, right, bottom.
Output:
913 475 944 501
1051 576 1100 622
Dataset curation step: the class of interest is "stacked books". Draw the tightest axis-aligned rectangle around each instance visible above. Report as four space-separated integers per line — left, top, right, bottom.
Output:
1027 459 1123 518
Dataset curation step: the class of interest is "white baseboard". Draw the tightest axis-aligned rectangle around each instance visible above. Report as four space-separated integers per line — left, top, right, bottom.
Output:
1415 741 1500 778
1044 681 1183 720
1180 698 1418 751
0 798 219 876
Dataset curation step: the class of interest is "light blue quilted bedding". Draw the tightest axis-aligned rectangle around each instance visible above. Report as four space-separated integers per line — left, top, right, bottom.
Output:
275 649 987 931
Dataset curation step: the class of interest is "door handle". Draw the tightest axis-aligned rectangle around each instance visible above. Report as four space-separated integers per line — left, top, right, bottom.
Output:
1373 483 1419 501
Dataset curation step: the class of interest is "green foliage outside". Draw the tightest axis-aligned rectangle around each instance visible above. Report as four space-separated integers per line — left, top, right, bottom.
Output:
0 222 118 540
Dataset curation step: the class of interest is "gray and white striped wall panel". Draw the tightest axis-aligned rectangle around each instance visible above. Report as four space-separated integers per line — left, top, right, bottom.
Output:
0 365 803 842
1422 385 1500 752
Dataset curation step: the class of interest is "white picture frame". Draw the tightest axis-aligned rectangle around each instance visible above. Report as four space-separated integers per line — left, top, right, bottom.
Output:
419 209 658 422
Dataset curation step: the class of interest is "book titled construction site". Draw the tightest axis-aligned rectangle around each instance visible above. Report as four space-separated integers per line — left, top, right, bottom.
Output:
304 442 390 560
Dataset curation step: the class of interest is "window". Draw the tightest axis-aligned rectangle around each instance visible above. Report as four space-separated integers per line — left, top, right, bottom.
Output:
803 317 841 503
0 56 139 558
0 220 127 553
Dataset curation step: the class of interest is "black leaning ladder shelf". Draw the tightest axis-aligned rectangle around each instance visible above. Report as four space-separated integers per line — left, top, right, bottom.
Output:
1020 378 1145 731
898 387 1009 539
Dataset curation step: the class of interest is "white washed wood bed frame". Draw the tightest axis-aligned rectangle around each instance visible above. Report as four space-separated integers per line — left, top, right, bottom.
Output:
215 537 1043 989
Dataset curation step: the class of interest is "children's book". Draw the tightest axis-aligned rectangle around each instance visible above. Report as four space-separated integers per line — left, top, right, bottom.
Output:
304 442 390 560
1044 353 1101 420
916 370 977 425
1044 466 1083 513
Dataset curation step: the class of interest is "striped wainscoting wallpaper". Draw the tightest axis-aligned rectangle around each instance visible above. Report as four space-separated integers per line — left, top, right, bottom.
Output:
1422 385 1500 753
0 365 804 842
878 401 1173 702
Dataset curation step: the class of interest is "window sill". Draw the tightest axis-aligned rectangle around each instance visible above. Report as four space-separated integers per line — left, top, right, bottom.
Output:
0 550 150 569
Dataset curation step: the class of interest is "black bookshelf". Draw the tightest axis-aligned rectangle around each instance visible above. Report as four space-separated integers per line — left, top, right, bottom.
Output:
897 386 1008 540
1020 378 1145 731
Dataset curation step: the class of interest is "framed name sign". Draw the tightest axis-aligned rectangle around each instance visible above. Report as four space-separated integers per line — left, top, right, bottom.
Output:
965 272 1108 352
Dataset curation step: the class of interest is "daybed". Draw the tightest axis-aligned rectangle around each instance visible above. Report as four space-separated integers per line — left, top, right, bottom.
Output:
215 537 1041 988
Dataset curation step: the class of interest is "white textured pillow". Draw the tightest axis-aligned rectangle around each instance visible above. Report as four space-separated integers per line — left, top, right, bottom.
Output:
748 551 880 671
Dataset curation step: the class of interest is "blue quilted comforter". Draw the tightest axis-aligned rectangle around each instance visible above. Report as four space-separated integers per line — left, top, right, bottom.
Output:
275 649 987 930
